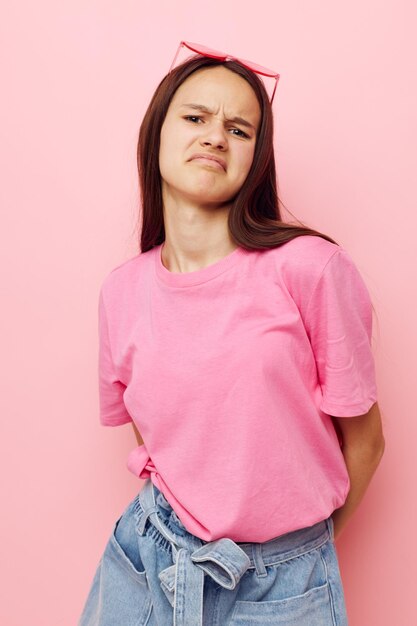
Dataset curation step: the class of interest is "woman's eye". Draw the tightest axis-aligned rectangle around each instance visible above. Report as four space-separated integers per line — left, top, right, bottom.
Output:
183 116 249 138
184 115 202 123
230 128 249 138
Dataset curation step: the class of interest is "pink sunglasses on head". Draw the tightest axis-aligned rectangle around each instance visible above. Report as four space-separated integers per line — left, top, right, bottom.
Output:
168 40 280 104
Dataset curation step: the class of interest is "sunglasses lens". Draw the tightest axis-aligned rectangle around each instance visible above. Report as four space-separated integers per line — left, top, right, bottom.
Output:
183 41 227 59
236 56 278 77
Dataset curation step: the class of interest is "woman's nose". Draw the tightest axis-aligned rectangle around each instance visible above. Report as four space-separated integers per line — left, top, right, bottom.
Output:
200 122 228 149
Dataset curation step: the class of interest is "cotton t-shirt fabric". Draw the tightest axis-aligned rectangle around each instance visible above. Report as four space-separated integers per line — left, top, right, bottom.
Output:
98 235 378 543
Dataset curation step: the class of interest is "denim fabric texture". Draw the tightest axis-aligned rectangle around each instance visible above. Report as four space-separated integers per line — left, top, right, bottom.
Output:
79 479 349 625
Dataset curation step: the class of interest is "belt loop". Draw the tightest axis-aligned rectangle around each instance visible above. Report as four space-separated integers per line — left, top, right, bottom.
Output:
137 503 159 535
326 515 335 541
252 543 267 577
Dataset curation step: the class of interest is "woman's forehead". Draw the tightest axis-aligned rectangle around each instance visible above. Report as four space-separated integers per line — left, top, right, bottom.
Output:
170 68 261 124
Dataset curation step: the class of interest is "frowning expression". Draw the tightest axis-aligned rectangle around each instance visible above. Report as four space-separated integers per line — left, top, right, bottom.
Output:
159 66 262 206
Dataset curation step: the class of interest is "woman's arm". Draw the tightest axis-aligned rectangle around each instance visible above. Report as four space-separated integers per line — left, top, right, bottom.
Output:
330 401 385 541
132 421 145 446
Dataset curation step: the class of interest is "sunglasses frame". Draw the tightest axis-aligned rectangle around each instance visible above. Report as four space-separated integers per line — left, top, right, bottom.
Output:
168 40 280 104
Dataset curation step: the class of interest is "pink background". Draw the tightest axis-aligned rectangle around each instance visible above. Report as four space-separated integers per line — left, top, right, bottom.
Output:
1 1 415 624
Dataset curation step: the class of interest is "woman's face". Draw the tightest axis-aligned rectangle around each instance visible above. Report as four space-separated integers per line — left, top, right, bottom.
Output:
159 66 262 207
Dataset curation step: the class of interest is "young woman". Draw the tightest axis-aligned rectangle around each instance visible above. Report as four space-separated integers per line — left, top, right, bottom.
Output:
79 42 385 626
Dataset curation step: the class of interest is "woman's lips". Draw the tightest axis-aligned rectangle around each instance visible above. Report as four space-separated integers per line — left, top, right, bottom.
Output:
189 156 226 171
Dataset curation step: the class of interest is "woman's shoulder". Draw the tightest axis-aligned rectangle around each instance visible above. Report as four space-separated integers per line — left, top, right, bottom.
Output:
99 247 156 299
264 234 362 306
266 234 342 279
276 233 339 259
265 234 370 313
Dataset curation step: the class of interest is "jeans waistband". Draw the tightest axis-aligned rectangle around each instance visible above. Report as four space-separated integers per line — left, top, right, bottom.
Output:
136 478 333 626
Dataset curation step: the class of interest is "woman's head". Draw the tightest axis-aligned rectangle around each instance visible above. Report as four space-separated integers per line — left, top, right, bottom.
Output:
137 54 338 252
159 64 262 213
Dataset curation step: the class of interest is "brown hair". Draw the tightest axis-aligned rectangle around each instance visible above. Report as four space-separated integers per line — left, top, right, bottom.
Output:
136 55 338 253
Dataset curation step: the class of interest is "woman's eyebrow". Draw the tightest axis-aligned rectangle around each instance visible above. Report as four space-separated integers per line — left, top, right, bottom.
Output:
179 103 255 132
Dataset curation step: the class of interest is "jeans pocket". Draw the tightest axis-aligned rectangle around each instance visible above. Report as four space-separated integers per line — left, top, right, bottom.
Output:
79 507 153 626
229 581 333 625
109 507 148 584
228 542 337 626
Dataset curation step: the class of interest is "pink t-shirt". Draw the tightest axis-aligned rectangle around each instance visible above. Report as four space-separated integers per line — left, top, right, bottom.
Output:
98 235 378 542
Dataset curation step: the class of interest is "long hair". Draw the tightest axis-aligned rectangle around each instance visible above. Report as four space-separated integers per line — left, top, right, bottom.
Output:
137 55 338 253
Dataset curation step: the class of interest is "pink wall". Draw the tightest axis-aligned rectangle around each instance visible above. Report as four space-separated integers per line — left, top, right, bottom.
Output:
1 1 415 624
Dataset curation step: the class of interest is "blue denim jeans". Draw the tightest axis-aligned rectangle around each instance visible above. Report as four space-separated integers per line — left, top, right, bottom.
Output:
79 478 349 625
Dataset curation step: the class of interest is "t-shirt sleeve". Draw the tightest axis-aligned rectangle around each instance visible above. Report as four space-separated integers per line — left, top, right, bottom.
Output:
303 248 378 417
98 287 133 427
